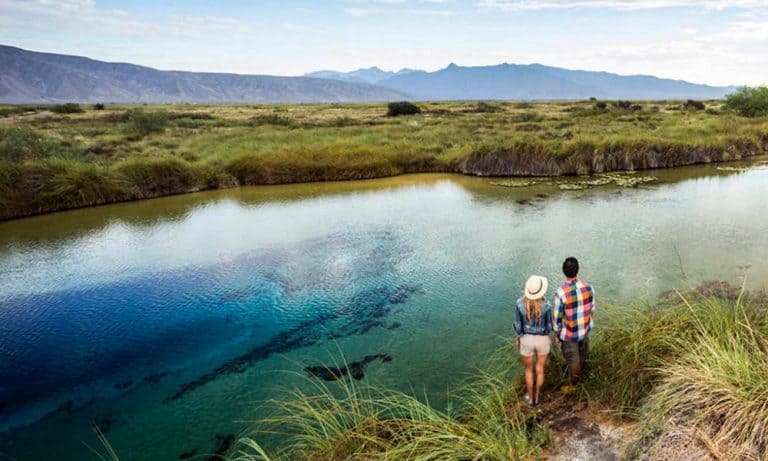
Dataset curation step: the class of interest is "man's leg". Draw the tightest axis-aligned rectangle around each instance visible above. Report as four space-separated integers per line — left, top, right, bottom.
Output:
569 363 581 383
562 341 581 384
522 355 534 403
579 337 589 376
534 353 548 404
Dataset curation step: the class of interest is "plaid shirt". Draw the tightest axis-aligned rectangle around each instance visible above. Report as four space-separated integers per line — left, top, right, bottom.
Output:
554 278 595 342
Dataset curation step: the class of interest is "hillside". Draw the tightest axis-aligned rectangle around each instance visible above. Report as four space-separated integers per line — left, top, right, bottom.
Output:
0 45 406 103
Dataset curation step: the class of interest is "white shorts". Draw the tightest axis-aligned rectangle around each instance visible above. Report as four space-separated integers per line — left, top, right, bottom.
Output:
519 334 551 357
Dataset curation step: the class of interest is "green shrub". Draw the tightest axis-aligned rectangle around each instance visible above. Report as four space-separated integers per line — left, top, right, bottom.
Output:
683 99 705 111
93 103 105 111
724 86 768 117
50 103 84 114
124 109 169 136
594 101 608 111
386 101 421 117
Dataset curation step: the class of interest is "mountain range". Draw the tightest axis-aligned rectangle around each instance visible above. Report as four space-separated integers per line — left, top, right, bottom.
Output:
311 63 735 100
0 44 735 103
0 45 405 103
304 67 418 85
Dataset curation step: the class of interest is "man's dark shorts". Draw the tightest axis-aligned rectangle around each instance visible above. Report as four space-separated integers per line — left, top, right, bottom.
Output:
561 337 589 365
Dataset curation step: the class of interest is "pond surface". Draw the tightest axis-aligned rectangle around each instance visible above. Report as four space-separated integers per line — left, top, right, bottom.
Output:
1 159 768 460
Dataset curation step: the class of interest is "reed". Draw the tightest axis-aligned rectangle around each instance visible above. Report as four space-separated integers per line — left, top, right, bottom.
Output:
230 356 547 460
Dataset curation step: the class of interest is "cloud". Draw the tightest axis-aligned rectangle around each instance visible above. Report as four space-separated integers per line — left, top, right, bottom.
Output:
477 0 768 10
706 20 768 40
574 31 768 85
344 6 457 15
0 0 255 37
681 27 698 34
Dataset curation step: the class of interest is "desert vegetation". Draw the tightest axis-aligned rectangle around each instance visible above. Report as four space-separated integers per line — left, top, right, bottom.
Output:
1 97 767 219
210 283 767 460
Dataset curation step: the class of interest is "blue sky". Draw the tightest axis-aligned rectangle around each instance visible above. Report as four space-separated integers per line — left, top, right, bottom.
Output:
0 0 766 85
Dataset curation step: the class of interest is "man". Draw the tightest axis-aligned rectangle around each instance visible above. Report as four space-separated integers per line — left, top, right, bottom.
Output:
553 257 595 384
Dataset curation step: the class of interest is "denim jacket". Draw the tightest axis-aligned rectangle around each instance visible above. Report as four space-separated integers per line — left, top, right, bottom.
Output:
514 298 553 336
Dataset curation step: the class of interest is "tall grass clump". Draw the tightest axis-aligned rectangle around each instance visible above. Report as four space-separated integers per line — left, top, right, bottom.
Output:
724 86 768 117
124 109 169 137
44 159 128 208
584 282 768 458
114 156 199 196
0 127 78 161
231 356 547 460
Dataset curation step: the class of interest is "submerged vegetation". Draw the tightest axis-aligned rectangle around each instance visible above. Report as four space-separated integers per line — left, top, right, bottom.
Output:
219 283 768 460
1 98 767 219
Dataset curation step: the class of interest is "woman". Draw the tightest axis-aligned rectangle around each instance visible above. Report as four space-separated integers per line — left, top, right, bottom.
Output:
514 275 553 406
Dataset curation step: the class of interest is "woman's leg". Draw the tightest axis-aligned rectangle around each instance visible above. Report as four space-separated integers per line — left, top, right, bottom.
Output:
534 353 548 404
522 355 534 402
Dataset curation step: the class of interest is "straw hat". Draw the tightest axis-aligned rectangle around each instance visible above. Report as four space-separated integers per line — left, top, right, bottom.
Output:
524 275 548 300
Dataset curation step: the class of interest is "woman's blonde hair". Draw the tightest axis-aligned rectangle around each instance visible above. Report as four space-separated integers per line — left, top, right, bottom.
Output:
524 296 542 325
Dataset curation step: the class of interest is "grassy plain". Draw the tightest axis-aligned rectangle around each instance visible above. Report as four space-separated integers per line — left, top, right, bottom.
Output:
1 100 767 219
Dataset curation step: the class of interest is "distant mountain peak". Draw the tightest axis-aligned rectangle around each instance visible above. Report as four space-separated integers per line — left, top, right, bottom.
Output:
303 65 425 85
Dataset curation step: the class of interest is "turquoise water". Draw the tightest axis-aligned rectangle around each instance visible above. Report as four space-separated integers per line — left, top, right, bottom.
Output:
1 160 768 460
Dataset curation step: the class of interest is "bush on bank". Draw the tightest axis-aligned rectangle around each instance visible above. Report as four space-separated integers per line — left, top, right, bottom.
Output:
724 86 768 117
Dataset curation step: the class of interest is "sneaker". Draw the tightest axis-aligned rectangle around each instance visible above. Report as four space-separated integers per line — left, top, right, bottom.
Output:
523 393 533 407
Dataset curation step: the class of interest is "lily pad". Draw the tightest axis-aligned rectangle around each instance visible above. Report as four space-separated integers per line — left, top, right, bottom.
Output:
490 178 548 188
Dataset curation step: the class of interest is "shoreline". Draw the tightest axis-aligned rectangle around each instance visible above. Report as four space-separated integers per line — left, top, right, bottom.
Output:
1 147 765 222
3 100 767 221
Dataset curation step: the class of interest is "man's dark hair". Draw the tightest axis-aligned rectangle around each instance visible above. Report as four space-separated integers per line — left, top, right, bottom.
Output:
563 257 579 278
